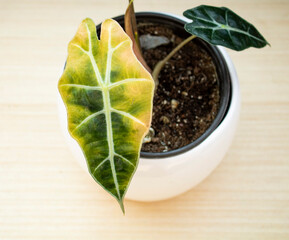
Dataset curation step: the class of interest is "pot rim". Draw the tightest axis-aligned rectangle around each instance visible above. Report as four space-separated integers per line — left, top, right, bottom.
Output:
106 12 232 159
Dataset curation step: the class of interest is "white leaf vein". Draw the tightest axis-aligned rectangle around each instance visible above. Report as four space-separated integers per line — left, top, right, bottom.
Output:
71 43 88 53
92 157 109 175
109 78 151 89
60 84 101 91
111 108 146 127
72 110 104 133
112 39 130 52
114 153 136 168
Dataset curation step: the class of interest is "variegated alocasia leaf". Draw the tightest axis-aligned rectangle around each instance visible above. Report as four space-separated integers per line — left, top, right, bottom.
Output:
183 5 270 51
58 18 154 212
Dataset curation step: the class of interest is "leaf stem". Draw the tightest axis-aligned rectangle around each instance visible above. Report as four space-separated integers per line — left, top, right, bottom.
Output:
152 35 196 87
129 0 141 50
125 0 151 73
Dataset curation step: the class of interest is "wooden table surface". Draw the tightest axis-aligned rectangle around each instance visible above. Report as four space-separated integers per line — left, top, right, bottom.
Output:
1 0 288 239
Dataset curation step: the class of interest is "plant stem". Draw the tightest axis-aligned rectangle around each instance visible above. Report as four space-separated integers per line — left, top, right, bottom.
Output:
125 0 151 73
152 35 196 87
129 1 141 51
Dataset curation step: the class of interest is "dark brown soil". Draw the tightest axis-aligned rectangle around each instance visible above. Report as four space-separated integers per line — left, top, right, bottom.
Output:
139 24 220 153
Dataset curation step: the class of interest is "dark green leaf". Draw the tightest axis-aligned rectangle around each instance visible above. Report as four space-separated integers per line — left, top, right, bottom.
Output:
183 5 270 51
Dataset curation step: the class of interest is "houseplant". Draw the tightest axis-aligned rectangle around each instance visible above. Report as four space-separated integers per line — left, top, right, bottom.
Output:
58 2 269 212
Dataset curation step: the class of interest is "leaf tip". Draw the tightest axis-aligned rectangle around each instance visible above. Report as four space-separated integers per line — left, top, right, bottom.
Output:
118 199 125 215
82 17 94 25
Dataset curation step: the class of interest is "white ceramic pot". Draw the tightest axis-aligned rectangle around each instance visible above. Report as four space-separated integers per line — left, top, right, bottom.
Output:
58 12 240 202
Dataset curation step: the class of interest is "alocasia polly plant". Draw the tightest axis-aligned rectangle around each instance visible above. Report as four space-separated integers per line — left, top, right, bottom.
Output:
58 2 269 212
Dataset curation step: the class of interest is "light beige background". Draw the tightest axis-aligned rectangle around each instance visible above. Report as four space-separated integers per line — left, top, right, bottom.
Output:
0 0 288 239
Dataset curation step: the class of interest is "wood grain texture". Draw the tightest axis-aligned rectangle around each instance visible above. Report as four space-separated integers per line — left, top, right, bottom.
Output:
0 0 288 239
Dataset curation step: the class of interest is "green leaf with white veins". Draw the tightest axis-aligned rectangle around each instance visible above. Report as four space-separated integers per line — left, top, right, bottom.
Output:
58 18 154 213
183 5 270 51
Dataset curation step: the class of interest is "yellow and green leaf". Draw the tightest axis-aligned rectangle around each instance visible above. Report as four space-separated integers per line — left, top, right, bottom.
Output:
58 18 154 212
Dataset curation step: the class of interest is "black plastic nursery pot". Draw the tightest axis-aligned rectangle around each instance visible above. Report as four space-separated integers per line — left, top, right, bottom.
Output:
96 12 231 159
